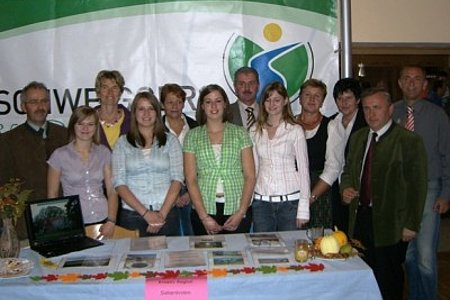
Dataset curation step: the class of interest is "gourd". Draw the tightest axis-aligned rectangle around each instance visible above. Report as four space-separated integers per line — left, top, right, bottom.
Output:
332 226 348 247
320 235 340 255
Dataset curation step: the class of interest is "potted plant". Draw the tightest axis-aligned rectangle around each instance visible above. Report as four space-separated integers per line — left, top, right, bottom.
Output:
0 179 32 258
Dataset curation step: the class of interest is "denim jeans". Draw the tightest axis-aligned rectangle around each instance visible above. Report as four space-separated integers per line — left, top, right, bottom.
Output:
252 199 298 232
405 180 441 300
177 187 194 236
118 207 179 237
177 204 194 236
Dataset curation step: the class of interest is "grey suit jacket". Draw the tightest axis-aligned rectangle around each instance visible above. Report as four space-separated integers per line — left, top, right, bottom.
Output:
229 102 244 126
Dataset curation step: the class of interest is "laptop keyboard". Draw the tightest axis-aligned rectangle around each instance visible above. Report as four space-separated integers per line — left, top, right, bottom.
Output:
39 238 103 257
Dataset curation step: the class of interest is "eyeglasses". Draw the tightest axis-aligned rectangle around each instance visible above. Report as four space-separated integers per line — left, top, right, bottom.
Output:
25 99 49 105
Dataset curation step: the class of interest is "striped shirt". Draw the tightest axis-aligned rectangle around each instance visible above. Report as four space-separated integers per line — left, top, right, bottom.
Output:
250 122 310 220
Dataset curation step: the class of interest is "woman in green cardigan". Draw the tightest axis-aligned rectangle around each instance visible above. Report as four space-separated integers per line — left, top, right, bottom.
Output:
183 84 256 235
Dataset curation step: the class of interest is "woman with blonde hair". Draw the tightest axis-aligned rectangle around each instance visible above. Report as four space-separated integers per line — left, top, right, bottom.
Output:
48 105 118 238
94 70 131 149
112 92 183 236
249 81 310 232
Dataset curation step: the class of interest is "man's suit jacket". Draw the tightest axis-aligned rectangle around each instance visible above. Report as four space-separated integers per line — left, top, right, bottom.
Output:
340 122 427 247
229 101 243 126
0 122 67 238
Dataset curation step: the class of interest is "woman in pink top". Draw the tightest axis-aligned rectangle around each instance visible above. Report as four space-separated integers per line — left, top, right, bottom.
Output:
249 81 310 232
47 106 118 238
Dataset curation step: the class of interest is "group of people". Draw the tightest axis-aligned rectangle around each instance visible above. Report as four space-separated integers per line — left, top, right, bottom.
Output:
0 65 449 300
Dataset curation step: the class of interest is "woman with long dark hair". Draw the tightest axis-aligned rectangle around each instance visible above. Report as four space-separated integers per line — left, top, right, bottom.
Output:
112 92 183 236
184 84 255 235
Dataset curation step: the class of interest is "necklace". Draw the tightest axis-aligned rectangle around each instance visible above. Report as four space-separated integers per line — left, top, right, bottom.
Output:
297 113 322 130
99 109 121 127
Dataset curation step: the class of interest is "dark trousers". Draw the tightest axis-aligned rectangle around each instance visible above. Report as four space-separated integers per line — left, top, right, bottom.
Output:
191 203 252 235
331 181 349 234
353 206 408 300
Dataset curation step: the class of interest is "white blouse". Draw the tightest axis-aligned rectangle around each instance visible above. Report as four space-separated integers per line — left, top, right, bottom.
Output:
319 111 358 186
250 122 310 220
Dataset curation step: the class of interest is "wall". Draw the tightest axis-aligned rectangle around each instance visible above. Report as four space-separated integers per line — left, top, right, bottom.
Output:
350 0 450 43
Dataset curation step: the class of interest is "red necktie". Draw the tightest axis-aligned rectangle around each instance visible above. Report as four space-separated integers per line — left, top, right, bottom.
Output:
360 133 377 207
405 106 414 131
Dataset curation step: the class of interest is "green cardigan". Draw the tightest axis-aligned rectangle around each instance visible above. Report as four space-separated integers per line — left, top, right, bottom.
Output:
340 122 427 247
183 122 252 215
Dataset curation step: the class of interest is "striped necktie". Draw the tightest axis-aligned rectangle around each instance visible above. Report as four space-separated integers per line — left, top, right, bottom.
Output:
405 106 414 131
245 107 255 129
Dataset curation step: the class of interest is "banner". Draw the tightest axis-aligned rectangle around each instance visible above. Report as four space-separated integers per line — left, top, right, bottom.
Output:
0 0 338 132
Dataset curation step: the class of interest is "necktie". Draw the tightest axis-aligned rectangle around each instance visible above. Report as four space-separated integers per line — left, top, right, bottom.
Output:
405 106 414 131
37 127 45 138
245 107 255 129
360 132 377 207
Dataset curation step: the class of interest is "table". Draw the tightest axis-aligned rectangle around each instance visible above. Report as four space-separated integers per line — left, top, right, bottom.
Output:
0 231 382 300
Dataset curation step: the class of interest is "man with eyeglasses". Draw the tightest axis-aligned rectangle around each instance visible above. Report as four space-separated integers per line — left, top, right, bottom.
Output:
394 65 450 300
229 67 260 130
0 81 67 239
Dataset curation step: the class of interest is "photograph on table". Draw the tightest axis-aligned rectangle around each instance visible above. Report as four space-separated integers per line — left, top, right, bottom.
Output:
190 235 226 249
130 236 168 251
209 250 247 267
246 233 286 248
163 250 207 269
59 255 112 268
250 248 293 267
120 253 159 270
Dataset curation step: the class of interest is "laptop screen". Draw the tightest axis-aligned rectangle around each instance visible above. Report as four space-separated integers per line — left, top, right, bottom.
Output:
25 195 85 246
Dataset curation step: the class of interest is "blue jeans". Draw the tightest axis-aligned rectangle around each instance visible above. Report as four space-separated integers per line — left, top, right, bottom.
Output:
405 180 441 300
252 199 298 232
118 207 179 237
177 204 194 236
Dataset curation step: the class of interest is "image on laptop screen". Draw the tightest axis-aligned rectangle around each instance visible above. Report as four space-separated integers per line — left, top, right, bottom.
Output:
28 196 84 245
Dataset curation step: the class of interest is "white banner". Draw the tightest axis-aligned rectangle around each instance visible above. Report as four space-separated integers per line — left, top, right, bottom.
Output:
0 0 338 132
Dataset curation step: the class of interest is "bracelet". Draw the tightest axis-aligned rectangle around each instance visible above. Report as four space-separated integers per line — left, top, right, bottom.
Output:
106 217 116 224
142 209 149 218
310 195 317 201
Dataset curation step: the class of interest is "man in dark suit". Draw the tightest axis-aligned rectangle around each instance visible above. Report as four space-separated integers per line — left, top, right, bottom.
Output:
229 67 259 129
341 87 427 300
0 81 67 239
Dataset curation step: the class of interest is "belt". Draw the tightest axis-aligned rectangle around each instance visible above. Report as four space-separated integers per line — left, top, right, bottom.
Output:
253 191 300 203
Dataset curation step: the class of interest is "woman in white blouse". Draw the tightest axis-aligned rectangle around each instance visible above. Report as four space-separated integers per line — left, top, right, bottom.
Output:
249 81 310 232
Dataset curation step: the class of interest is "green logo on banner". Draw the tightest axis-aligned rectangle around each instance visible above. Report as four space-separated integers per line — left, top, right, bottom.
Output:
223 23 313 102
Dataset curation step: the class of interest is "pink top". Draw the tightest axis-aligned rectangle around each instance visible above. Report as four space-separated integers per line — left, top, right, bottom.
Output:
47 142 111 224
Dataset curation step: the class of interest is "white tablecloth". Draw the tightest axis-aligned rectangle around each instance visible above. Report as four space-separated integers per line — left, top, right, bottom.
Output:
0 231 382 300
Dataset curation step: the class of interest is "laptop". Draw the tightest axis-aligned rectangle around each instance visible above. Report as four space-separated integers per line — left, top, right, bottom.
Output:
25 195 103 258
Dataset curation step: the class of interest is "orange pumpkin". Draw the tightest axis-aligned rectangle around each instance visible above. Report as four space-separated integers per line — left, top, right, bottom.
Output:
332 226 348 247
